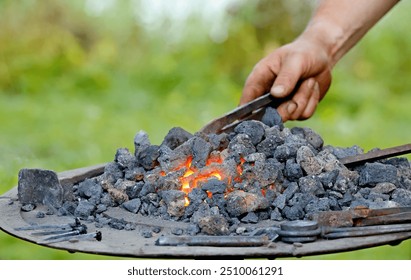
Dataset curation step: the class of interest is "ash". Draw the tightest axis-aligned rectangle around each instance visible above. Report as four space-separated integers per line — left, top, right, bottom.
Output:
63 108 411 235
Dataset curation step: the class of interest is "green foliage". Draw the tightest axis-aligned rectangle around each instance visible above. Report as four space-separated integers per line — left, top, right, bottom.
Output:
0 0 410 260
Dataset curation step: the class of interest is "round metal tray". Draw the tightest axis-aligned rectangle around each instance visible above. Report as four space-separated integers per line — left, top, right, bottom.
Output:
1 164 411 259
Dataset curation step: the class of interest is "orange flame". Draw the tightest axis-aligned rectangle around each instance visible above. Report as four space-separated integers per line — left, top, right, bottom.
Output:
177 155 245 206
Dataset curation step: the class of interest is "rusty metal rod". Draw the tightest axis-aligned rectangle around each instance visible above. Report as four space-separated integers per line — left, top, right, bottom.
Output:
156 235 269 247
340 143 411 167
355 212 411 226
323 223 411 239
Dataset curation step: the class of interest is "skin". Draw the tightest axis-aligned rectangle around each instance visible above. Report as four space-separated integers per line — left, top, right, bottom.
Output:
241 0 400 122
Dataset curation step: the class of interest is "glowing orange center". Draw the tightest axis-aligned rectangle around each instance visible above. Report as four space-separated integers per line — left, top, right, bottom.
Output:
170 155 246 207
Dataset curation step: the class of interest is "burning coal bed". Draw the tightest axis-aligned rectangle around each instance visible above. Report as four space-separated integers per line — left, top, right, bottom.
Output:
18 108 411 239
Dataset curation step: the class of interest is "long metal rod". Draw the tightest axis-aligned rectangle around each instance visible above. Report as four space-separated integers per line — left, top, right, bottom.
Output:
323 223 411 239
340 143 411 166
156 235 269 247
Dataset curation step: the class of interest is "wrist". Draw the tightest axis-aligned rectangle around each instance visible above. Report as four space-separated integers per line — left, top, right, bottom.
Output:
299 19 352 67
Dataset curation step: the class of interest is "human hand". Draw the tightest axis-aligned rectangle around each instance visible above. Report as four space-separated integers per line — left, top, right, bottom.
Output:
241 37 332 121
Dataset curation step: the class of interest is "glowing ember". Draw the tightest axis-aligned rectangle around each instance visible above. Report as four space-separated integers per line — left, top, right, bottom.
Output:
177 155 231 206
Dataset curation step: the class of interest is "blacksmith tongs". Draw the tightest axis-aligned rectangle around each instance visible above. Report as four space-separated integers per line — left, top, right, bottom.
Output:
199 92 411 166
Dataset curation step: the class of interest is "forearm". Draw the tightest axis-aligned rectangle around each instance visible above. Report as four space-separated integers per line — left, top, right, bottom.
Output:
301 0 400 66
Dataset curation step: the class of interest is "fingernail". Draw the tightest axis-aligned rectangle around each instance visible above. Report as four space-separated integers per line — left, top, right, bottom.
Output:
271 85 285 97
287 102 297 114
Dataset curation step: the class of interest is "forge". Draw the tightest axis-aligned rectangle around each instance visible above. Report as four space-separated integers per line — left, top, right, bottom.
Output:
1 108 411 258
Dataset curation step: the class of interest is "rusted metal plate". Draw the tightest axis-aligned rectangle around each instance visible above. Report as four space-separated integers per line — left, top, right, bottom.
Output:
1 164 411 259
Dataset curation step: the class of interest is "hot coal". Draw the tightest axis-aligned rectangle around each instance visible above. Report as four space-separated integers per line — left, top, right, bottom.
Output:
16 108 411 238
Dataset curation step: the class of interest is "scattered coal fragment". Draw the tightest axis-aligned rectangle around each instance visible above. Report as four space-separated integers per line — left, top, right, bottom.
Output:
141 228 153 238
372 182 397 194
292 127 324 151
161 127 193 150
273 194 286 210
58 201 77 216
228 134 256 159
225 191 269 217
21 203 36 212
283 205 305 221
36 211 46 218
134 130 151 158
103 162 124 184
318 170 339 189
391 188 411 206
96 204 107 214
304 197 330 216
257 135 282 158
122 198 142 214
197 215 230 235
202 132 229 151
160 190 186 218
270 208 283 221
18 169 63 208
284 159 303 181
137 145 160 170
283 182 299 200
186 224 200 235
171 228 184 236
298 176 325 196
273 144 292 162
261 107 283 129
77 179 103 204
115 148 136 169
108 217 129 230
241 212 259 224
125 182 144 199
74 200 96 219
359 162 398 186
234 120 266 146
297 145 324 175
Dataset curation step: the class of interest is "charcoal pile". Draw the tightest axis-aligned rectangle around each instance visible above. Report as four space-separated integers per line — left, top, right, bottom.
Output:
19 108 411 236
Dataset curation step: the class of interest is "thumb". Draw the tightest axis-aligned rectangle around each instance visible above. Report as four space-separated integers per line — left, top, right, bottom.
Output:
270 57 303 98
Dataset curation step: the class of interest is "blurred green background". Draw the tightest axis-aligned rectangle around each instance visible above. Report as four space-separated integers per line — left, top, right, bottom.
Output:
0 0 410 259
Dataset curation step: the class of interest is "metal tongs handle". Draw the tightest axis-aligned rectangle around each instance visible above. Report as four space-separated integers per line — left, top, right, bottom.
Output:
200 93 286 134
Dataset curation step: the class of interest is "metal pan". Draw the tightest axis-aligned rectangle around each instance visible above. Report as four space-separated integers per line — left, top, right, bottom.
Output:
1 164 411 259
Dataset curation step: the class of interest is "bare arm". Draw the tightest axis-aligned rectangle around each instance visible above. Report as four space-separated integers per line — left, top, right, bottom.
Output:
241 0 400 121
